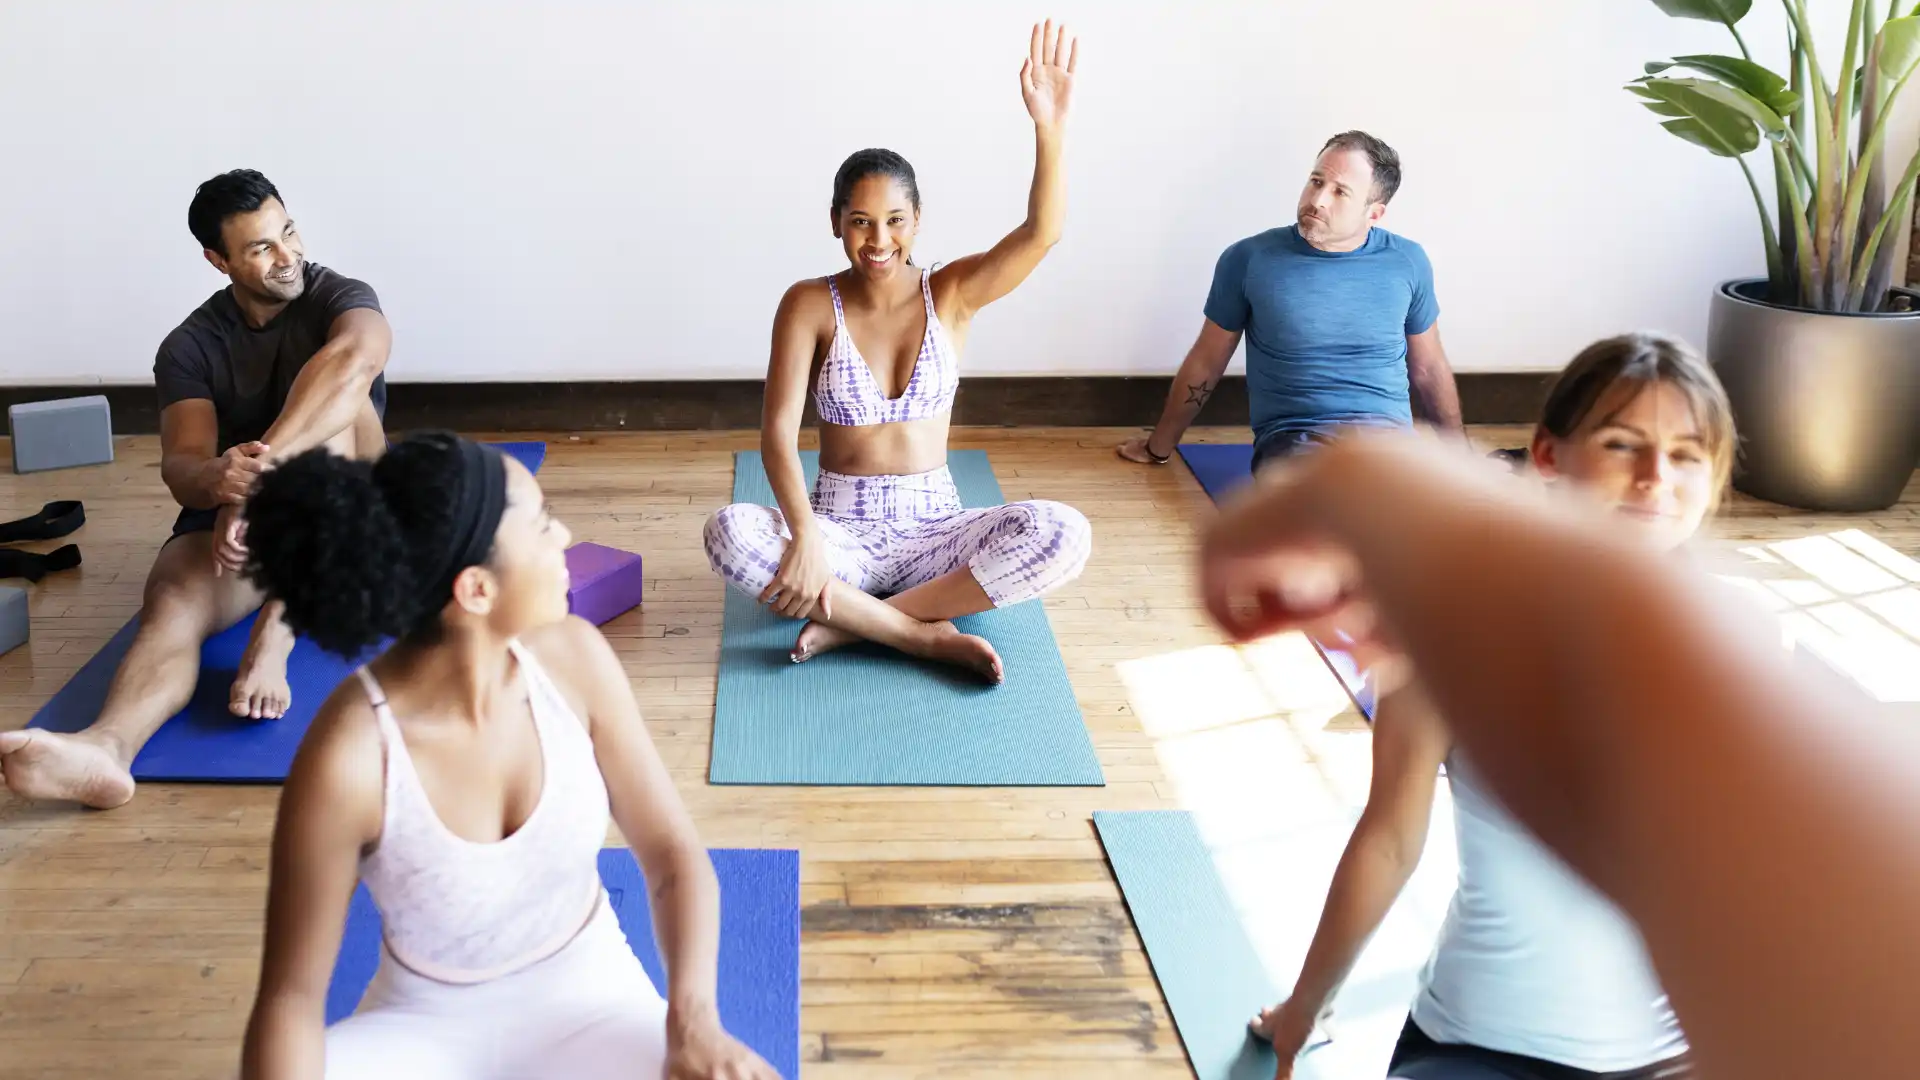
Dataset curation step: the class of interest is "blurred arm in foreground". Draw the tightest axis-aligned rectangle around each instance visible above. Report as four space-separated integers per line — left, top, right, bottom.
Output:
1198 431 1920 1080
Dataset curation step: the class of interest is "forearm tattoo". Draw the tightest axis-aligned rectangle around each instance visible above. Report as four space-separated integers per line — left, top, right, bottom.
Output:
1185 380 1216 409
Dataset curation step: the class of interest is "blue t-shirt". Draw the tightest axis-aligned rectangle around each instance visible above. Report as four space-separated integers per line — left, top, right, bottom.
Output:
1204 225 1438 450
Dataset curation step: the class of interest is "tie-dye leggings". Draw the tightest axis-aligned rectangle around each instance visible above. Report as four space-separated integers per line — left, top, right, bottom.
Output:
703 464 1092 609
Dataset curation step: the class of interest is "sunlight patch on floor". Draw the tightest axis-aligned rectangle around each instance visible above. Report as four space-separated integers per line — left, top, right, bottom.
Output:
1722 528 1920 703
1118 635 1458 1078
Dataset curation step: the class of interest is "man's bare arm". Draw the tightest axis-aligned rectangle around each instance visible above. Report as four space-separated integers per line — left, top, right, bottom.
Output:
258 308 391 463
159 400 265 510
1406 324 1462 432
1118 320 1242 463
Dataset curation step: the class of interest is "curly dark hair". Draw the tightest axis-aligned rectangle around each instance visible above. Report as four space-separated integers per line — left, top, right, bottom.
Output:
188 169 284 257
243 432 491 657
831 148 920 218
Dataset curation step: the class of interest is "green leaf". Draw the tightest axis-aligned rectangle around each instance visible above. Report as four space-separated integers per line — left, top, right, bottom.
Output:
1656 53 1794 112
1662 117 1761 157
1648 0 1753 24
1628 82 1697 116
1878 15 1920 80
1640 76 1786 138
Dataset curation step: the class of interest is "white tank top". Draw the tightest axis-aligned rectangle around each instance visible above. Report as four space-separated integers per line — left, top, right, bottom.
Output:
1410 752 1688 1071
353 642 609 984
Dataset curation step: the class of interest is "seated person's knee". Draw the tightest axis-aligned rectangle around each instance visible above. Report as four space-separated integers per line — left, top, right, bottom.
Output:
704 504 783 596
1030 500 1093 579
141 576 215 636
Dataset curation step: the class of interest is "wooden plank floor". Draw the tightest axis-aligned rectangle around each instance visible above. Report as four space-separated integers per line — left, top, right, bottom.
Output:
2 425 1915 1079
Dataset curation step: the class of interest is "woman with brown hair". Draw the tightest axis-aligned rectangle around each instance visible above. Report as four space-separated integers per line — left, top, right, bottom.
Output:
1248 333 1733 1080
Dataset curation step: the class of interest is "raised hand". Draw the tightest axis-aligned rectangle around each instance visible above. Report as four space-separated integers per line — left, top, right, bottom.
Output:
1021 19 1078 131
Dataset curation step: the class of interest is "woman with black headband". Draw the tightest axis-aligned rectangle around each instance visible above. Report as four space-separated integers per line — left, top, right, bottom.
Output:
234 432 774 1079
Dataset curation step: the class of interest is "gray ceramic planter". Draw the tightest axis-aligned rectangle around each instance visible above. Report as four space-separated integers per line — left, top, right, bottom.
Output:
1707 279 1920 512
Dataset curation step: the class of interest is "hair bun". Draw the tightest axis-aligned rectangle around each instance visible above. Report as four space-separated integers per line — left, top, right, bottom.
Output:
243 448 425 656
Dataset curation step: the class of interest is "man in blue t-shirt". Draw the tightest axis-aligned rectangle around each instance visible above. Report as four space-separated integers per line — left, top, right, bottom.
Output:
1119 131 1461 472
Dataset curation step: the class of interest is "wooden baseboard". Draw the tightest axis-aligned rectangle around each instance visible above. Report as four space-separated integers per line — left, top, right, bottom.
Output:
1 373 1556 435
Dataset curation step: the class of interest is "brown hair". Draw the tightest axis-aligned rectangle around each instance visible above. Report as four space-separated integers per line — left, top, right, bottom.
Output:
1536 333 1737 510
1320 130 1401 204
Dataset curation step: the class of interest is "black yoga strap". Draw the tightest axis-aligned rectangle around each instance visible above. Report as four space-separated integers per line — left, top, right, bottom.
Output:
0 544 81 582
0 501 85 545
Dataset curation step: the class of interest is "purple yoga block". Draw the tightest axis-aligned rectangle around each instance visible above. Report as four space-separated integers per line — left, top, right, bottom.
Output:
565 543 645 625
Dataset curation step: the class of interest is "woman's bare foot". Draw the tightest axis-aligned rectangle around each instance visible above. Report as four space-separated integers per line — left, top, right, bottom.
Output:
230 614 294 720
915 621 1004 684
791 620 859 663
0 729 137 809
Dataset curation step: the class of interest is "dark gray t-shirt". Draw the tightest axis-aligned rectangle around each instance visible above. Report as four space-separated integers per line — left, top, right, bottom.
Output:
153 262 386 452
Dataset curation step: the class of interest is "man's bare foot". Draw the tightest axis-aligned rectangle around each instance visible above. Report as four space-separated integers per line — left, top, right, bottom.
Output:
915 621 1004 684
791 621 859 663
230 615 294 720
0 730 136 809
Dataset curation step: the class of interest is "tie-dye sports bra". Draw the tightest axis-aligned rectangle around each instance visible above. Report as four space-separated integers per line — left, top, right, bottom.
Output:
814 268 960 426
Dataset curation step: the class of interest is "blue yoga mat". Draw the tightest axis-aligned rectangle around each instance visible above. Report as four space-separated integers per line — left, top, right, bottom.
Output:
327 847 801 1079
26 441 548 782
709 449 1103 786
1175 443 1376 721
1096 810 1292 1080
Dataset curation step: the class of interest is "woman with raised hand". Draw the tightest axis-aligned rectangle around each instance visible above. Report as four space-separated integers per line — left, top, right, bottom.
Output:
703 20 1092 683
237 431 775 1080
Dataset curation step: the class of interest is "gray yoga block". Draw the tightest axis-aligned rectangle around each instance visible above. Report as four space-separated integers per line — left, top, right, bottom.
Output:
0 586 26 657
9 395 114 473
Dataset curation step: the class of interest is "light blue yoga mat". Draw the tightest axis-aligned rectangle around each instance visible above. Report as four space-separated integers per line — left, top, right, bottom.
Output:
709 450 1103 786
1096 809 1321 1080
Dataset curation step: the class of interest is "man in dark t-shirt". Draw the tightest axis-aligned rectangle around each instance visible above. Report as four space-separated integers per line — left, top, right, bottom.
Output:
0 170 392 808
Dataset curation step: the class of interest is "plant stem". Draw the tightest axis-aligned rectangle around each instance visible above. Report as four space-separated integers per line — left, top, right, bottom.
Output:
1848 142 1920 307
1785 131 1818 191
1792 19 1813 204
1776 142 1822 306
1836 0 1867 194
1739 155 1789 301
1834 66 1919 301
1732 24 1755 62
1848 182 1914 309
1789 0 1839 303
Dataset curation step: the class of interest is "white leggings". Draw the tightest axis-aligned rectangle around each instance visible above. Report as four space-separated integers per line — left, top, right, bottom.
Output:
324 902 667 1079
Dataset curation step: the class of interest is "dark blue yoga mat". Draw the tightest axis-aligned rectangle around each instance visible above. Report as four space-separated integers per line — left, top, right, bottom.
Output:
26 441 548 782
709 449 1103 786
326 847 801 1079
1175 443 1376 721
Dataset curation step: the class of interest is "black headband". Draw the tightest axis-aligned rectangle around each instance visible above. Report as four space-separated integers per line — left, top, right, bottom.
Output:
420 437 508 612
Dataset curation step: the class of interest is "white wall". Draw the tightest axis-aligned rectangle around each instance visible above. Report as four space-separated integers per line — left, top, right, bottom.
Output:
0 1 1866 384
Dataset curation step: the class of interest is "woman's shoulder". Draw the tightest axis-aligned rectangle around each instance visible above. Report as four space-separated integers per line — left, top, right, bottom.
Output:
780 274 837 306
518 616 624 724
283 672 386 840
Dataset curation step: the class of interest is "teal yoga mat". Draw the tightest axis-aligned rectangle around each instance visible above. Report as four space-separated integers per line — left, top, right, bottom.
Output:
710 450 1103 786
1095 809 1331 1080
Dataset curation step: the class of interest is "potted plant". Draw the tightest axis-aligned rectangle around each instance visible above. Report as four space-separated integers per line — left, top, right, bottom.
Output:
1636 0 1920 511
